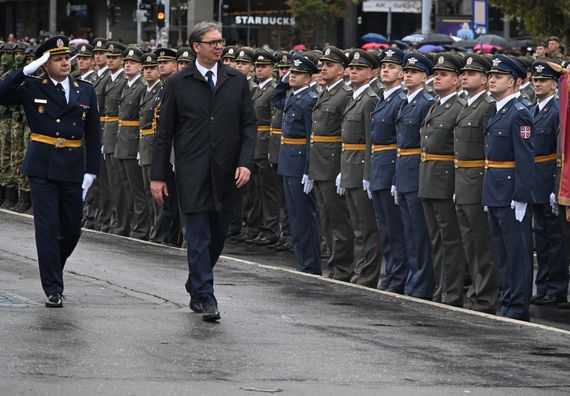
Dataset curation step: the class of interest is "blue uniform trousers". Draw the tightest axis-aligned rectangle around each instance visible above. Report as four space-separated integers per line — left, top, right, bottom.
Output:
184 210 231 306
282 176 322 275
29 176 83 297
488 206 533 321
372 189 408 293
398 191 435 298
533 203 569 299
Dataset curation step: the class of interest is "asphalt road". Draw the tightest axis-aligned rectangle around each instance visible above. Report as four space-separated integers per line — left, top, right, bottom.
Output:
1 210 569 395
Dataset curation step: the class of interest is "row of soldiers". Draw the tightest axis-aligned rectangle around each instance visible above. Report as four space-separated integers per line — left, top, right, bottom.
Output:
224 44 570 322
1 36 569 321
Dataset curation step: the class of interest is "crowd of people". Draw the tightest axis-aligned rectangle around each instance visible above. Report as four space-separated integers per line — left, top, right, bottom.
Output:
0 28 569 321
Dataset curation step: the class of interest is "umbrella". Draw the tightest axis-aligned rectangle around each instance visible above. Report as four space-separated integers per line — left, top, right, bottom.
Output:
390 40 410 49
292 44 306 51
450 40 477 49
361 33 389 44
362 42 389 50
418 44 445 53
509 39 534 48
473 43 503 54
402 33 425 43
476 34 510 48
422 33 454 45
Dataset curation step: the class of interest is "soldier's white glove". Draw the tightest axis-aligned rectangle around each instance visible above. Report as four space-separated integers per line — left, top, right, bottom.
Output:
301 174 313 194
453 193 456 203
23 51 50 76
362 179 372 200
137 152 141 166
335 173 345 196
510 200 527 222
82 173 96 201
550 192 560 216
484 206 488 213
391 185 398 206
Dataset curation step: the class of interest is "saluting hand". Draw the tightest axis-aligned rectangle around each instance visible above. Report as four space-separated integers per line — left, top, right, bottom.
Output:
235 167 251 188
23 51 50 76
150 180 169 205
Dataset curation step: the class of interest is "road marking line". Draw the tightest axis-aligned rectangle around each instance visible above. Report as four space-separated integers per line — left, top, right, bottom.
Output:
2 209 568 336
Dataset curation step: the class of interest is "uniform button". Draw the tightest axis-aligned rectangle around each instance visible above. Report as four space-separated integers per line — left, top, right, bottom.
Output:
56 132 60 136
56 119 60 123
71 136 75 139
467 122 471 125
498 132 502 135
210 116 214 121
507 176 511 179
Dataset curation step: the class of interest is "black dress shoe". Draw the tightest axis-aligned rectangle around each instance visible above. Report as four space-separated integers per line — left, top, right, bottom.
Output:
244 235 261 244
254 236 278 246
202 305 221 322
557 301 570 310
275 242 292 252
45 293 63 308
530 294 546 304
534 295 567 306
266 239 283 249
189 299 203 313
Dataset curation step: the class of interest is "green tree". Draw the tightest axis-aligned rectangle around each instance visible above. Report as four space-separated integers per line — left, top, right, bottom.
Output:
287 0 360 46
491 0 570 44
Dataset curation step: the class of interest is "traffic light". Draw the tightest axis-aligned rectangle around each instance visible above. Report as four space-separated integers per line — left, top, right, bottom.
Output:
107 3 121 26
140 0 155 23
156 2 166 29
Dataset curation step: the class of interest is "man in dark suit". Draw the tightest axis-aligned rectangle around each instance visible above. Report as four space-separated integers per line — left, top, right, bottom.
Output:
151 22 257 322
0 36 101 307
453 54 499 313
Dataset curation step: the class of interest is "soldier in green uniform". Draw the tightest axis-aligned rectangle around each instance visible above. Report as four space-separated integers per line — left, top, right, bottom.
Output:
235 48 258 92
176 47 194 70
310 46 355 280
116 46 149 240
418 53 467 307
139 53 163 243
453 54 499 313
222 45 238 69
341 49 381 287
0 43 16 208
76 44 97 83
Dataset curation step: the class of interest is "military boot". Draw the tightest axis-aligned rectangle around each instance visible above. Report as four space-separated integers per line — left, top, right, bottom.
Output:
13 190 31 213
0 186 5 206
0 187 18 209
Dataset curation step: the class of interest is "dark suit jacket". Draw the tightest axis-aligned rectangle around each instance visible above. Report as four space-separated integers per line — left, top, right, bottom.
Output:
151 61 257 214
453 92 495 205
532 97 559 204
0 69 100 181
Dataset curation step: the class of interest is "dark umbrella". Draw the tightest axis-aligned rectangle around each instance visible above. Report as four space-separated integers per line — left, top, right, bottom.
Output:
361 33 389 44
509 38 535 48
476 34 510 48
422 33 454 45
450 40 477 49
390 39 410 49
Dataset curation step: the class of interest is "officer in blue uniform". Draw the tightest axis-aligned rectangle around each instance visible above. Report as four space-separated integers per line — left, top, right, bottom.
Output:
394 53 436 299
369 47 408 293
484 55 534 321
529 60 569 305
0 36 100 307
272 55 321 275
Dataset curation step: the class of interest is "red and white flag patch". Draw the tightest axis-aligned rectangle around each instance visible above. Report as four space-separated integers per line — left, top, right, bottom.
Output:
520 126 531 139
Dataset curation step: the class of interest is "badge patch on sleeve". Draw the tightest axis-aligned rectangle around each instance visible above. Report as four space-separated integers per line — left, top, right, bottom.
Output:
520 126 531 139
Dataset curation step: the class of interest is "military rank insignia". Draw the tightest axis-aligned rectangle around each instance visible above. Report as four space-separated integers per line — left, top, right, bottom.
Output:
520 126 531 139
38 106 45 114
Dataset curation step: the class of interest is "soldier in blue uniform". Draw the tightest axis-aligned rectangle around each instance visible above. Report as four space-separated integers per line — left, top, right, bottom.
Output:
272 55 321 275
394 53 436 299
529 60 569 305
0 36 100 307
369 48 408 293
484 55 534 321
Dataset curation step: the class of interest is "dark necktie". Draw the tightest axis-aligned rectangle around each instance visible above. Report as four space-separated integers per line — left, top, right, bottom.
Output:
205 70 215 92
56 83 66 102
534 105 540 118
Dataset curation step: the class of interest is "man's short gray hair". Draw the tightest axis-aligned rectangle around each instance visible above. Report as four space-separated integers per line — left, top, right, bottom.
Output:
189 21 221 45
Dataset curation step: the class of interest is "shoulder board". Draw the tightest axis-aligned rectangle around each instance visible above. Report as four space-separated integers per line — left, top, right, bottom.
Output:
397 91 407 101
270 81 277 89
367 89 378 98
484 95 496 104
456 97 467 106
76 78 92 86
423 91 436 101
513 101 525 111
342 84 353 93
26 75 41 80
308 90 319 99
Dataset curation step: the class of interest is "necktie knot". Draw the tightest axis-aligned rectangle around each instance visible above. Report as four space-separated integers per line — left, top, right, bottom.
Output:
205 70 215 92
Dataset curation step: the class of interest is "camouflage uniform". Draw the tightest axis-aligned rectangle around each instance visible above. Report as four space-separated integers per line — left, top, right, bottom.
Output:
0 43 16 208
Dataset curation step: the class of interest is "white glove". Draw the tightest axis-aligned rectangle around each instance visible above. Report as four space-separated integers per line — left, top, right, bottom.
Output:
550 192 560 216
301 174 313 194
137 152 141 166
510 200 527 222
363 179 372 200
335 173 345 196
453 193 456 203
391 185 399 206
82 173 97 201
101 145 104 154
23 51 50 76
484 206 488 213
